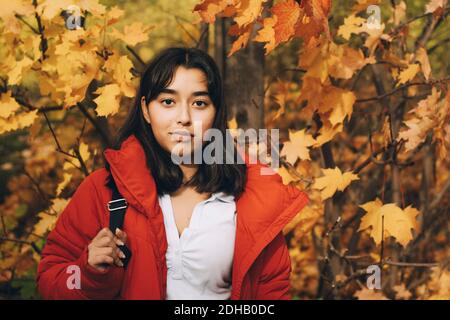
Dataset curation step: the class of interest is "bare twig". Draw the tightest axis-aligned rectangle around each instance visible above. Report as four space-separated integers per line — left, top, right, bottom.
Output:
23 170 55 214
14 14 39 34
355 77 450 103
384 259 440 268
175 16 198 44
76 102 112 147
1 212 8 236
32 0 47 61
429 176 450 209
0 237 41 254
264 68 306 94
126 45 146 67
428 37 450 54
73 144 90 177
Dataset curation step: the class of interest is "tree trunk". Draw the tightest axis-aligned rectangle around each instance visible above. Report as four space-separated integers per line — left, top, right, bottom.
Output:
214 18 265 130
197 23 209 52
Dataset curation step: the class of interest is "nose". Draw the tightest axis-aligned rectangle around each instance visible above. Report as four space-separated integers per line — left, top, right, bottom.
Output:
176 102 191 126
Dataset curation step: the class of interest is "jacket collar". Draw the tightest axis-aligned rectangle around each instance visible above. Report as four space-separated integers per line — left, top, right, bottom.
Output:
104 134 309 298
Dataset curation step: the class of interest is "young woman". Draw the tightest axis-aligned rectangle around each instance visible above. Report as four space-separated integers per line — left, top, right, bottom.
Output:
36 47 309 300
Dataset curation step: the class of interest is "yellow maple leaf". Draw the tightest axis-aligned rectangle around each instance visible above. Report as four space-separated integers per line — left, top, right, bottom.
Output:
415 47 431 81
293 0 331 48
228 24 252 57
254 16 277 54
0 0 34 34
358 198 421 247
37 0 75 20
106 5 125 25
23 35 41 61
327 44 376 80
313 121 343 147
51 197 70 214
112 55 136 98
326 89 356 126
299 37 330 83
275 166 299 185
193 0 229 23
280 129 316 164
33 212 57 237
56 172 72 196
234 0 266 28
397 118 433 151
64 142 91 170
110 22 153 46
0 110 38 134
94 83 121 117
0 91 21 118
396 63 420 86
397 88 442 151
337 13 385 55
34 198 70 236
37 0 105 21
313 167 359 200
337 14 366 40
272 0 301 45
8 56 34 85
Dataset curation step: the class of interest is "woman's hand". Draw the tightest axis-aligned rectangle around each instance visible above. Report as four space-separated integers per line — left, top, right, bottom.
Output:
87 227 127 272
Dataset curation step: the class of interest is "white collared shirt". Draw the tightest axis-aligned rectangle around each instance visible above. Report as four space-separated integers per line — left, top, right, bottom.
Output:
158 191 236 300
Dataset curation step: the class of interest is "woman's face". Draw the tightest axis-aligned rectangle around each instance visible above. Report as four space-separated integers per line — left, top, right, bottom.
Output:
141 66 216 158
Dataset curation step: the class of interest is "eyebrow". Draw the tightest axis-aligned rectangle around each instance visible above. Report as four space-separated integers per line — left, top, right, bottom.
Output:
160 88 210 97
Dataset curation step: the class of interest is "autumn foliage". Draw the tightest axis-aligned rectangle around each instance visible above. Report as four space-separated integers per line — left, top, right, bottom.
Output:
0 0 449 299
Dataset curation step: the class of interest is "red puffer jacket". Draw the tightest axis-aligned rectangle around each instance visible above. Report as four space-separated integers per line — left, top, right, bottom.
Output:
36 134 309 299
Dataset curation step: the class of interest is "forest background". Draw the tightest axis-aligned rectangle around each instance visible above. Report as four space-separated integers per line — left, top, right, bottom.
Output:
0 0 449 299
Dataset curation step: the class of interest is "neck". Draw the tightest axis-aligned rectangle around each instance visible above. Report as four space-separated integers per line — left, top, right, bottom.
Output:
179 163 199 183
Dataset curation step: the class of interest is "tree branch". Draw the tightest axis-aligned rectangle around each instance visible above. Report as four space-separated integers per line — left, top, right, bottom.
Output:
76 102 112 147
355 77 450 103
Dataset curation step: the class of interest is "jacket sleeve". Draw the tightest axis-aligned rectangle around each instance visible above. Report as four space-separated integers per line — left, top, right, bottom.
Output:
255 232 292 300
36 172 125 299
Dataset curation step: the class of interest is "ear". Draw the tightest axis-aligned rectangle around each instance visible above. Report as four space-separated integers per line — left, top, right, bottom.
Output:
141 96 151 124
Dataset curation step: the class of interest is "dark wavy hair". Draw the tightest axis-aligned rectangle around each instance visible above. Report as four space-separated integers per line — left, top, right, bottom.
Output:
104 47 247 198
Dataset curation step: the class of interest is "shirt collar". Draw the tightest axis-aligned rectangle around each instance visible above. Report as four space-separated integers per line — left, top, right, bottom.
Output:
206 192 235 204
158 191 235 204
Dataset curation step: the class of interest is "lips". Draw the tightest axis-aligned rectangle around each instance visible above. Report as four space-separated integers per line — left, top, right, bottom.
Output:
170 130 194 142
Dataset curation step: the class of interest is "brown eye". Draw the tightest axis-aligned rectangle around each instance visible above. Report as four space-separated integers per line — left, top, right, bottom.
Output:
161 99 174 106
194 101 208 107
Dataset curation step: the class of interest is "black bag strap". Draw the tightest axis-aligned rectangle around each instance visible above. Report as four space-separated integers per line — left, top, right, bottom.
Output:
107 174 132 269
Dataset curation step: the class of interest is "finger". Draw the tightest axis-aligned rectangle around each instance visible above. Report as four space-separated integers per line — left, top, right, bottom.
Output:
116 247 126 259
95 227 113 240
115 228 127 244
114 248 125 267
114 257 124 268
92 254 114 266
95 235 116 248
97 246 118 260
113 236 125 247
